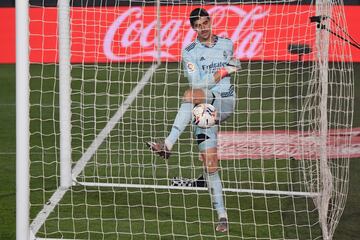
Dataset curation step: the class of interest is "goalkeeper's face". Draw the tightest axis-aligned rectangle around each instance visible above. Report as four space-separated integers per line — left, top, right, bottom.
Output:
192 17 212 41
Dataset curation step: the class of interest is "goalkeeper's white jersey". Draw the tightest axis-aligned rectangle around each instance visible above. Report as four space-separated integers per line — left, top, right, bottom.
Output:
182 35 235 94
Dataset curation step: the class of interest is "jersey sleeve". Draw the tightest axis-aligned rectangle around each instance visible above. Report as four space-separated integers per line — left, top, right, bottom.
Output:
228 41 235 63
182 49 216 89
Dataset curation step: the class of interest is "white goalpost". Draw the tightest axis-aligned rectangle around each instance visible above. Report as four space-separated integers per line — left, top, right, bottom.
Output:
17 0 354 239
16 0 30 239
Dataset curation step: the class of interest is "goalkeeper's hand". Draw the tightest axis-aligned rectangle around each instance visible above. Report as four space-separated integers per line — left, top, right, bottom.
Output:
226 58 241 73
215 58 241 81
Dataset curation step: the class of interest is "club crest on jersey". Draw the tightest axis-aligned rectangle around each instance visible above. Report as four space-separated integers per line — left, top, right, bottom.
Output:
187 62 195 73
223 51 228 60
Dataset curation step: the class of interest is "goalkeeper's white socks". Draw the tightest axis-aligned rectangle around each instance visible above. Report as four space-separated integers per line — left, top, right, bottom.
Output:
206 171 227 220
165 102 193 150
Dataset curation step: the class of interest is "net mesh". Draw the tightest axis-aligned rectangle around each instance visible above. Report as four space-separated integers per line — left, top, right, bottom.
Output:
28 1 353 239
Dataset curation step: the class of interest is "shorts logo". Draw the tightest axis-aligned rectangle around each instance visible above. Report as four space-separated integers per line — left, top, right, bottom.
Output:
187 62 195 73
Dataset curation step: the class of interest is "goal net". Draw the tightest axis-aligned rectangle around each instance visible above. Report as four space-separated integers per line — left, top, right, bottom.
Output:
23 0 354 239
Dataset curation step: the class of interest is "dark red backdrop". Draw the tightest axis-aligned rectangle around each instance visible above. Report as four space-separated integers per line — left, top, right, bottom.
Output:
1 5 359 63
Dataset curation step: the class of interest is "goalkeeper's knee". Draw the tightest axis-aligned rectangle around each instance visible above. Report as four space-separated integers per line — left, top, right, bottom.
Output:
183 88 205 104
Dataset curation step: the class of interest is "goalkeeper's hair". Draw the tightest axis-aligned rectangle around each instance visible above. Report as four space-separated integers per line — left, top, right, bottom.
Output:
189 8 210 27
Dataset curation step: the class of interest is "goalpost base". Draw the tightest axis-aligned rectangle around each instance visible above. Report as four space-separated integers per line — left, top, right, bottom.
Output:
76 181 321 197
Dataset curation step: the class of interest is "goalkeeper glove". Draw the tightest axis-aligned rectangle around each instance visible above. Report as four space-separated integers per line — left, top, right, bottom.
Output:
217 58 241 79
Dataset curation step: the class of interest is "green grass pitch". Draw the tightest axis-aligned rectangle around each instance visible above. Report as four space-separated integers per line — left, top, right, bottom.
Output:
0 63 360 239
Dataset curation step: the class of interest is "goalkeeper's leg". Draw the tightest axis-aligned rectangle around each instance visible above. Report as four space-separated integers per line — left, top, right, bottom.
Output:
164 88 207 150
147 88 217 159
196 127 228 233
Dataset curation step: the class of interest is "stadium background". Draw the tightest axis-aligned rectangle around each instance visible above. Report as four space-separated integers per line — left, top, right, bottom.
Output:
0 0 359 239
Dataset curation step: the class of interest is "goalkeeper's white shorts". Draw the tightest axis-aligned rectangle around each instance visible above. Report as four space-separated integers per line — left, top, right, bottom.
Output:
194 87 236 152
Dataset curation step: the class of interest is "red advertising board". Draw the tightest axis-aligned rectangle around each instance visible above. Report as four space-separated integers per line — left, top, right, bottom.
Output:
1 5 360 63
0 8 15 63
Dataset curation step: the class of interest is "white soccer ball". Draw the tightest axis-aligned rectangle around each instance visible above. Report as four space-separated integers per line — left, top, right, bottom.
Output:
192 103 217 128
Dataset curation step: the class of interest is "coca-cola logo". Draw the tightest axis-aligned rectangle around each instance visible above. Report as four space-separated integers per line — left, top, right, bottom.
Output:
103 6 270 61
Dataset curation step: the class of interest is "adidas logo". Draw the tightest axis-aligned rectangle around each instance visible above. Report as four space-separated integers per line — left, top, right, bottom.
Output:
200 57 205 61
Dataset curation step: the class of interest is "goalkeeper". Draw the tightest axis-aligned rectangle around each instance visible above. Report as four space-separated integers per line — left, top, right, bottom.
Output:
146 8 240 232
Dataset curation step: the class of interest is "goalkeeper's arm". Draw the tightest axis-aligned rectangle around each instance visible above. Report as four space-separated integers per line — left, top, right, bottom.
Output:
214 58 241 83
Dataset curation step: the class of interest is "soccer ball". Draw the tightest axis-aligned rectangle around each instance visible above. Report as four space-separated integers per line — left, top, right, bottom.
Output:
192 103 217 128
